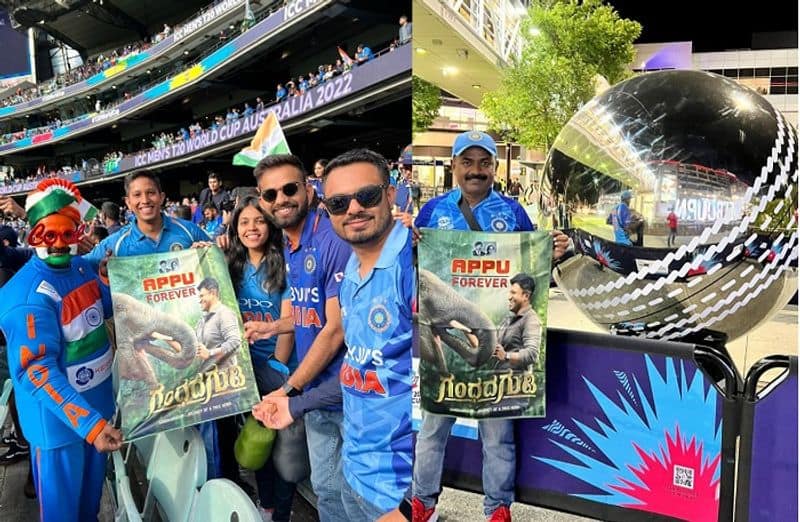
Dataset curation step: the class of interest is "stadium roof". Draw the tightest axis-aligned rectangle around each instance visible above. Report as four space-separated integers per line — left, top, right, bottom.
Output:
0 0 218 57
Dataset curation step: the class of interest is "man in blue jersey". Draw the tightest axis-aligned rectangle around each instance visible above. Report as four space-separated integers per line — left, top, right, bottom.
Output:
0 180 123 522
83 170 210 270
324 149 414 521
610 190 633 246
80 171 238 482
409 131 569 522
250 154 352 522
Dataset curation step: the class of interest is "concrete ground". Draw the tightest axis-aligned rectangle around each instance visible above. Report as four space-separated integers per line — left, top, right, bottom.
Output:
0 293 795 521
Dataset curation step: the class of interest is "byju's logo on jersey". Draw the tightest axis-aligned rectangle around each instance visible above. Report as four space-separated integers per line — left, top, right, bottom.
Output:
75 366 94 386
304 254 316 274
84 306 103 327
368 304 391 333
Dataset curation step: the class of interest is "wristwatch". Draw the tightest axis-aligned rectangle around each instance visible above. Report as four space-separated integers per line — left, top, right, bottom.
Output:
281 382 301 397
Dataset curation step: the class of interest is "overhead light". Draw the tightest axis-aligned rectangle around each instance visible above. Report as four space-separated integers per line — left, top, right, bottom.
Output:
472 84 481 89
308 127 320 133
112 85 116 89
183 50 189 55
415 47 427 55
229 24 235 30
38 20 45 25
182 97 190 104
528 27 541 37
280 51 290 59
146 69 151 74
442 66 458 76
112 124 117 129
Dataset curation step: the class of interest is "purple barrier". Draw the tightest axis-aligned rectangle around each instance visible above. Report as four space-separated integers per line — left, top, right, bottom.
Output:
735 356 798 522
438 328 736 521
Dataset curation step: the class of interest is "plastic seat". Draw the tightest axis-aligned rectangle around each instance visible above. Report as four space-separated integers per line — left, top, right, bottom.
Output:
143 426 207 522
190 479 262 522
0 379 13 428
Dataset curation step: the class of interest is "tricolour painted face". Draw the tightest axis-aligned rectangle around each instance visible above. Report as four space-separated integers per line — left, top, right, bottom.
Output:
324 162 394 247
28 213 81 267
237 205 269 251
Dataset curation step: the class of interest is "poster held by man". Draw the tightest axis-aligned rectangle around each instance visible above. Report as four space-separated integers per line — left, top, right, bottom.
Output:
108 246 260 439
417 228 551 419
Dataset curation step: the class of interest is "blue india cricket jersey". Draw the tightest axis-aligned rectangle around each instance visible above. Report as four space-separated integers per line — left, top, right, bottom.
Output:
236 266 296 370
416 188 534 232
285 209 351 397
339 221 414 511
83 213 210 270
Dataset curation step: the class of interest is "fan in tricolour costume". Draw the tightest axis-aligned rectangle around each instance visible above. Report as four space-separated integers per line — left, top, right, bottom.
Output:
0 179 122 522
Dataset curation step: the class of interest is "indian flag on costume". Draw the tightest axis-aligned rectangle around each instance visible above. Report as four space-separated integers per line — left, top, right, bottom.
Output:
232 111 291 167
60 280 109 364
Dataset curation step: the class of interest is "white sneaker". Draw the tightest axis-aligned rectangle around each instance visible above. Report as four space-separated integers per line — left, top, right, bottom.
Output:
258 507 273 522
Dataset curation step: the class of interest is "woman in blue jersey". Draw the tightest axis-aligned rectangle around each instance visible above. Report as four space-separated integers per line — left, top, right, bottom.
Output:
226 195 296 522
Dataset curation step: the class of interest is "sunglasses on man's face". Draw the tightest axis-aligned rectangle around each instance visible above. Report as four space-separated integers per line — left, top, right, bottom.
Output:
324 184 387 215
260 181 305 203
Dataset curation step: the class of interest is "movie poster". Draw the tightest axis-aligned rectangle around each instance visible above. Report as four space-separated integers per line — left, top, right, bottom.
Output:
108 247 260 439
417 229 551 419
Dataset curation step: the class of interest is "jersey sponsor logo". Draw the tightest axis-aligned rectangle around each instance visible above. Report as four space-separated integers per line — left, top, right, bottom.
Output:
340 361 386 396
169 243 185 251
75 366 95 386
66 347 113 392
304 254 316 274
239 297 277 309
334 271 344 282
368 304 391 333
35 280 62 302
346 345 384 366
83 306 103 327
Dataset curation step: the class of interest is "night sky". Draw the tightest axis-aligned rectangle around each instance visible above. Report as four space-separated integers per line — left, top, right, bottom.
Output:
608 0 798 52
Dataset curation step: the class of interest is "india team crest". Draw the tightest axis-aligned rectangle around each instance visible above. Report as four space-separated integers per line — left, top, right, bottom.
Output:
368 304 392 333
169 243 184 251
491 217 508 231
304 254 316 274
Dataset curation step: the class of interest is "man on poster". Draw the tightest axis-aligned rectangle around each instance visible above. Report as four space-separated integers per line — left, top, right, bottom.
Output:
492 273 541 369
195 276 241 372
405 131 569 522
0 180 123 522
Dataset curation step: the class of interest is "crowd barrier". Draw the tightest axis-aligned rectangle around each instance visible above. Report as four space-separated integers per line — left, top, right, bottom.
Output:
734 355 798 522
439 327 749 521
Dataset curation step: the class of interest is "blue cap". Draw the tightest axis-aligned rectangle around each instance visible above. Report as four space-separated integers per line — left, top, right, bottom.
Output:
621 190 632 200
452 131 497 157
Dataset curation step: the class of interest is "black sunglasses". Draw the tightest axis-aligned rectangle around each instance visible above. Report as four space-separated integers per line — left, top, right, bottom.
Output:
324 184 387 215
260 181 305 203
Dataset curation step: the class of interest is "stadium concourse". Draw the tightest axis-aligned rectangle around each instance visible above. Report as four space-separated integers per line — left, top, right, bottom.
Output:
0 0 413 520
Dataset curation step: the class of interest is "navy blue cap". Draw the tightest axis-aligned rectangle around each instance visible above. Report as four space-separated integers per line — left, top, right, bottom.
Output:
452 131 497 157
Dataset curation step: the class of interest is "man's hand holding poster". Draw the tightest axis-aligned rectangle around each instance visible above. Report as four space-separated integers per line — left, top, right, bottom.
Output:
417 229 551 419
108 246 259 439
